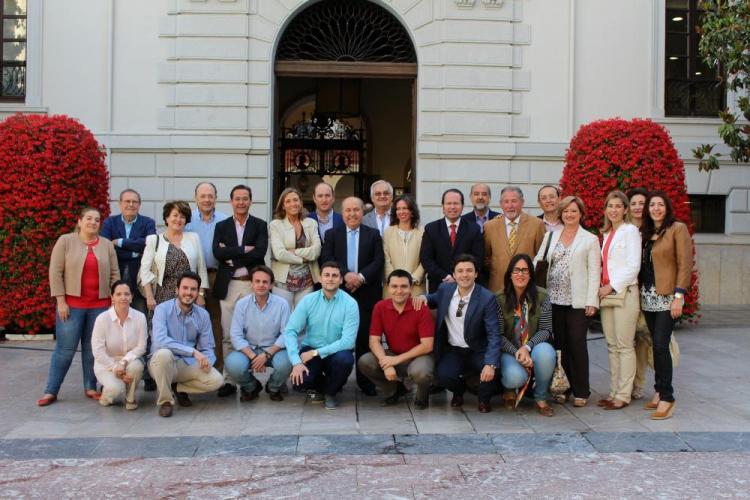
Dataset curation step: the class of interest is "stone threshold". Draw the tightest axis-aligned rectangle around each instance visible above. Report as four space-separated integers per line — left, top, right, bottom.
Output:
1 432 749 460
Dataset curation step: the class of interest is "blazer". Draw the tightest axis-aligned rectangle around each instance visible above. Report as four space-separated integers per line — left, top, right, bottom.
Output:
534 226 601 309
362 210 390 235
100 213 157 293
269 217 322 285
601 222 641 293
484 212 546 292
382 225 425 297
461 208 501 231
49 233 120 299
425 282 501 367
212 215 269 300
139 232 208 291
307 210 344 241
320 224 384 306
420 218 484 293
646 221 693 295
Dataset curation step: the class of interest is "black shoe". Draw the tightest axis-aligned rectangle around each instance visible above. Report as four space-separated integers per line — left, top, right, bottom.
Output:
413 397 429 410
265 383 283 401
158 402 173 417
381 382 408 406
450 393 464 408
144 379 157 392
217 383 237 398
240 385 262 402
429 385 445 395
360 385 377 397
171 383 192 407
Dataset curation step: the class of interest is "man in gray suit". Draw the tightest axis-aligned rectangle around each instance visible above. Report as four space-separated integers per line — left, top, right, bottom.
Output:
362 180 393 237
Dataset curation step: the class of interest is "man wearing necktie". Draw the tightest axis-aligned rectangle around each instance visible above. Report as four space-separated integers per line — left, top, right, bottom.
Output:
362 180 393 237
321 197 384 396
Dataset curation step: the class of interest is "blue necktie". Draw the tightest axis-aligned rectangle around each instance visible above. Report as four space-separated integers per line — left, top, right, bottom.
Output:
347 229 358 273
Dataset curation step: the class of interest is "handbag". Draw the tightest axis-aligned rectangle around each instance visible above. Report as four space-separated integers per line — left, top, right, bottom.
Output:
599 287 627 308
550 349 570 395
138 234 161 297
535 232 554 288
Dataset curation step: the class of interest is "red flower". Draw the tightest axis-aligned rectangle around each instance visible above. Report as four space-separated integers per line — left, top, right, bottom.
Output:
0 114 109 334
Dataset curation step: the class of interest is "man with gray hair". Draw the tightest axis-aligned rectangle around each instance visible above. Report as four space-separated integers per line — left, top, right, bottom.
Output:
461 183 501 234
363 180 393 237
483 186 545 292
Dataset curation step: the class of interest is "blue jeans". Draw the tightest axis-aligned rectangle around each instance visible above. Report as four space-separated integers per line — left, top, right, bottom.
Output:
293 347 354 396
45 306 107 395
500 342 556 402
224 349 293 393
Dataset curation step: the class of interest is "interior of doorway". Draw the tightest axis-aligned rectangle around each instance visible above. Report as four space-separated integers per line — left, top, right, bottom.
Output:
275 76 415 212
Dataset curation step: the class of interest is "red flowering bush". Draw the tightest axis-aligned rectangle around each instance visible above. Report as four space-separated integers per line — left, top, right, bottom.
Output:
560 118 700 321
0 114 109 334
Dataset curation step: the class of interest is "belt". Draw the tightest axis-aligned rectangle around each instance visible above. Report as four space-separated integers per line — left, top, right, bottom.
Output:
231 275 252 281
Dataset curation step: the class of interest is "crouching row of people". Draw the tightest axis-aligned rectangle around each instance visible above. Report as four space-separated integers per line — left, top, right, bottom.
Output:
87 253 557 417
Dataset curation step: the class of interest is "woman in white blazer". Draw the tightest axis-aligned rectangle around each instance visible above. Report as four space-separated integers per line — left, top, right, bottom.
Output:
269 187 321 309
597 191 641 410
383 194 425 298
534 196 601 407
139 201 209 310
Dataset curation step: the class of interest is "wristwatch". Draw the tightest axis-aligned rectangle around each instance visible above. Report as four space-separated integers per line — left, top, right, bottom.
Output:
674 292 684 301
311 349 319 358
199 290 205 297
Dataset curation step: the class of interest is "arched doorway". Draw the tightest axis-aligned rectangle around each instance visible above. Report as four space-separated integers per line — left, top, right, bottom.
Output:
274 0 417 211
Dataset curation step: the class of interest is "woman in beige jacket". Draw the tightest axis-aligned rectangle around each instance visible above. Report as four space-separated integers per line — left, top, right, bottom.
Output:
269 188 321 309
38 207 120 406
383 194 425 297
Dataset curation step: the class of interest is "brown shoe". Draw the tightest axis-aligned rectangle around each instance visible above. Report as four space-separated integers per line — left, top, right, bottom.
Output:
158 402 173 417
597 398 613 407
172 383 192 407
651 401 676 420
536 402 555 417
572 398 588 408
603 399 629 410
478 401 492 413
450 394 464 408
240 385 262 402
503 391 516 410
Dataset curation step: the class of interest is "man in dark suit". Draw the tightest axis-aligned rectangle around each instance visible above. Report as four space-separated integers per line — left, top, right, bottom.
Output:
420 189 484 293
212 184 268 396
461 183 500 233
101 189 156 313
420 254 501 413
307 181 344 244
321 196 384 396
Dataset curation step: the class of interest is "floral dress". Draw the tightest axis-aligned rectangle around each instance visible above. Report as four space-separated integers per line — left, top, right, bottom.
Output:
548 241 573 306
285 232 313 292
154 243 191 304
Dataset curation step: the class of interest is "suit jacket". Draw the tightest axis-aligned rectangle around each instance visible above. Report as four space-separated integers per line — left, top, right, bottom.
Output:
139 232 208 291
534 226 601 309
461 209 500 232
426 282 501 367
269 217 321 284
484 212 546 292
307 210 344 241
212 215 268 300
383 225 425 297
320 224 384 306
419 218 484 293
100 214 156 295
601 222 641 293
362 210 390 235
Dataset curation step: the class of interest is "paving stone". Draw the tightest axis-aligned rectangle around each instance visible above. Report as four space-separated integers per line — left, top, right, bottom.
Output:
0 438 99 459
490 432 596 454
297 434 397 455
677 432 750 452
583 432 692 453
395 433 497 455
91 436 201 458
196 435 298 456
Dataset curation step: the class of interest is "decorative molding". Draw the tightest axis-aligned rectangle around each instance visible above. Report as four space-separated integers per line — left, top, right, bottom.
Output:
455 0 476 8
482 0 503 7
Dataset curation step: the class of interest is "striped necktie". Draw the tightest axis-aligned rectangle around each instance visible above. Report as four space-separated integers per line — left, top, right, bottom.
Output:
508 221 518 254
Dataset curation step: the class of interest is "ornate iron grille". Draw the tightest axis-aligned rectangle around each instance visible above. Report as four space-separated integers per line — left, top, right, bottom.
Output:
276 0 416 63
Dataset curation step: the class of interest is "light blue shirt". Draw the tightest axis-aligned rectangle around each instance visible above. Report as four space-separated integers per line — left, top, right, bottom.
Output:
230 293 290 351
120 215 139 258
316 211 334 242
151 299 216 366
185 208 229 270
283 289 359 365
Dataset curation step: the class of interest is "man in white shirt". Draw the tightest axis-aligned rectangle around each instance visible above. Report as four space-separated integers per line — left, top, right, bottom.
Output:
537 185 563 232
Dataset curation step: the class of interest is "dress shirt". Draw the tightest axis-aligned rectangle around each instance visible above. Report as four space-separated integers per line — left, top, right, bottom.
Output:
185 208 229 270
230 293 290 351
91 307 147 371
369 299 434 355
232 216 250 277
283 289 359 365
375 211 390 236
346 227 360 273
151 299 216 366
445 285 475 348
505 216 520 238
542 216 563 233
444 217 461 233
120 215 139 258
316 210 334 242
472 211 490 233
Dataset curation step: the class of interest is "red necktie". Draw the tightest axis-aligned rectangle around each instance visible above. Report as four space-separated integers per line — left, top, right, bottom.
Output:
450 224 457 247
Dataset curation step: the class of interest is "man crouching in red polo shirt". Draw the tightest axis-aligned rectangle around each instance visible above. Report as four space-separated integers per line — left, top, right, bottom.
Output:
358 269 436 409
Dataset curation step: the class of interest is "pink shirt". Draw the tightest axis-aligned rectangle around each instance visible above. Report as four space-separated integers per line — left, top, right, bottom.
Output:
233 216 249 277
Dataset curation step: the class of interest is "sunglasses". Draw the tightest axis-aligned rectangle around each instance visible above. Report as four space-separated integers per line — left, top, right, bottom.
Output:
456 299 467 318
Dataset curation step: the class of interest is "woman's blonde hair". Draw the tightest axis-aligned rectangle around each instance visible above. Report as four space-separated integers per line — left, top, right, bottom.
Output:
274 187 308 220
557 195 585 222
601 190 629 233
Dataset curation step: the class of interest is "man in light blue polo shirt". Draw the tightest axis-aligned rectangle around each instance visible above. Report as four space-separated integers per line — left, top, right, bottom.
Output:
285 261 359 410
224 265 292 402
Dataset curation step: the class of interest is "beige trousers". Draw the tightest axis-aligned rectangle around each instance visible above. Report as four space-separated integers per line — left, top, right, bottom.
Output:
272 284 313 311
148 348 224 406
220 279 253 379
600 284 640 403
95 359 144 405
357 352 434 399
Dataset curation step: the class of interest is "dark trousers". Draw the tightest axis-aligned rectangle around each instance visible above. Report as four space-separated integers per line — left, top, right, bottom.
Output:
355 301 377 392
552 304 590 399
436 346 497 403
293 347 354 396
643 310 676 402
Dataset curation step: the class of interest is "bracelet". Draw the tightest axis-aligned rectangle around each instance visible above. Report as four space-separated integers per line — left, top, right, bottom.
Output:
262 349 274 358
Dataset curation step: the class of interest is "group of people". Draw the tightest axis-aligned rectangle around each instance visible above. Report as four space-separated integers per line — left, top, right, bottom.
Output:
38 179 693 420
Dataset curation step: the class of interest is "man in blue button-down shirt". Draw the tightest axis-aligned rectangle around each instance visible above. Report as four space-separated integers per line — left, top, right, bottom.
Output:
149 272 224 417
284 261 359 410
224 265 292 402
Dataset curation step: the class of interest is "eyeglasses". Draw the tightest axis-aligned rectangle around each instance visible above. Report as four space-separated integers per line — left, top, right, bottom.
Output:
456 299 467 318
511 267 530 276
374 191 391 198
